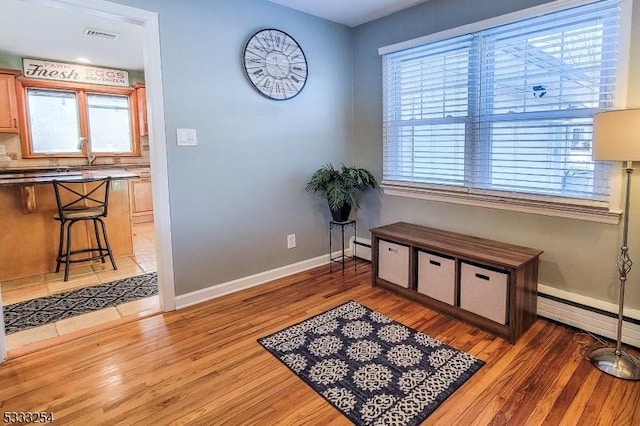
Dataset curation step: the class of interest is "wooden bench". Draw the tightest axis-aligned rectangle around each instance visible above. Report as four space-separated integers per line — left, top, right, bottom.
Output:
370 222 543 343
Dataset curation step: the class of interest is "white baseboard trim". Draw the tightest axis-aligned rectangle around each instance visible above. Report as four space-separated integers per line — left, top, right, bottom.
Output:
175 256 640 349
175 251 346 309
537 284 640 348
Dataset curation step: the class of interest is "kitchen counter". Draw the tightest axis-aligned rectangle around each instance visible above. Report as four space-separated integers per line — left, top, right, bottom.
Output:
0 168 140 186
0 161 149 173
0 169 139 281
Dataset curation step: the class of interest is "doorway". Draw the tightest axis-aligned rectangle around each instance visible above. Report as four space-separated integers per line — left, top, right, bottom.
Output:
0 0 174 361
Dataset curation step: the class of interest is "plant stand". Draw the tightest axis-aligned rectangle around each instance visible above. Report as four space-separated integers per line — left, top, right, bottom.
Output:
329 220 356 274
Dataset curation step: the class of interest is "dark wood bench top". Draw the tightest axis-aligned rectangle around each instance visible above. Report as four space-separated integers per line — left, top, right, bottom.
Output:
370 222 543 269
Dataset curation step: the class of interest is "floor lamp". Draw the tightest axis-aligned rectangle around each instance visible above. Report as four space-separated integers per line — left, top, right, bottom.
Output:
590 109 640 381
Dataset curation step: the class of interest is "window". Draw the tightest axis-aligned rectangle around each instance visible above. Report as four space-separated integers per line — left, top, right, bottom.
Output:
17 79 140 158
381 0 628 216
86 94 133 153
26 89 80 154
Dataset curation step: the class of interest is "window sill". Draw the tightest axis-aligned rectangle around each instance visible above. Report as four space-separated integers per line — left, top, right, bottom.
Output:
380 181 621 225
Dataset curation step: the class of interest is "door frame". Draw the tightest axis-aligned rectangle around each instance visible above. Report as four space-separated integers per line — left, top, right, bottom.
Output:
0 0 175 363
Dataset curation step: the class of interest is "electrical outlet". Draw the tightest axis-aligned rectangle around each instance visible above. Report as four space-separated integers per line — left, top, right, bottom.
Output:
287 234 296 249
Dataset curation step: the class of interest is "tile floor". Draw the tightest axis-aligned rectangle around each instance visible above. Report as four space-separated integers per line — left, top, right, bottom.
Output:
1 222 159 351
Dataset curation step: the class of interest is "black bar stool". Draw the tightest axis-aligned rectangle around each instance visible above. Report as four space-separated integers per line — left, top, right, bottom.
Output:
52 177 117 281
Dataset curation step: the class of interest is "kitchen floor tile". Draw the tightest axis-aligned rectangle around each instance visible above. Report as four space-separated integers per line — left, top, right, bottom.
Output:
47 274 102 295
5 324 59 349
55 308 121 335
95 258 144 282
45 264 96 283
1 275 46 290
91 256 138 273
136 261 157 273
2 283 49 306
116 296 159 317
133 253 155 264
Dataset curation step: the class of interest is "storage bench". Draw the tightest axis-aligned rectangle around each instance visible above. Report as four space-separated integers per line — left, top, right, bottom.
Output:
370 222 543 343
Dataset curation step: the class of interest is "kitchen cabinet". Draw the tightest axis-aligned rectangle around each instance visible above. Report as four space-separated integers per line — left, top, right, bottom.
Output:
133 83 148 137
0 70 20 133
0 173 136 281
371 222 543 343
128 167 153 223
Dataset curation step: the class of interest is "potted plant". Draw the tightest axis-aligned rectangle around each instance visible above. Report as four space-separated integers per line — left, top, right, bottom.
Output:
305 163 377 222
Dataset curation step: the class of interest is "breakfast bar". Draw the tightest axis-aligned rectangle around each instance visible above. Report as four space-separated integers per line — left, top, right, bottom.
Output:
0 168 140 281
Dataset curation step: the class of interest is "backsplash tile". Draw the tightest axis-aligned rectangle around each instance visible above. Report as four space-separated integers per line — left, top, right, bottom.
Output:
0 134 150 170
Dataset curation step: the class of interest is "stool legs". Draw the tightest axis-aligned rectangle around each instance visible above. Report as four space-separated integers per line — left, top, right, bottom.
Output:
96 218 117 271
93 219 105 264
55 218 117 282
64 220 75 282
55 220 65 273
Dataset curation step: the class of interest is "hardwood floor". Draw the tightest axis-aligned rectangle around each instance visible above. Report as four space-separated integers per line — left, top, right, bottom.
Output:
1 262 639 425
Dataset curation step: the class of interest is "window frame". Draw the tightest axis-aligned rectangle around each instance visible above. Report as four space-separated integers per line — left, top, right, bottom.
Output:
16 77 141 159
378 0 632 224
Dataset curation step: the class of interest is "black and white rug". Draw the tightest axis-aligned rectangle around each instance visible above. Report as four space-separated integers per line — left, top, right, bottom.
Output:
3 272 157 334
258 300 484 425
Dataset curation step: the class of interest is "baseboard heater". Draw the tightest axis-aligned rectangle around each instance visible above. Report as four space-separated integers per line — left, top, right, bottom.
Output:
350 237 372 261
537 287 640 349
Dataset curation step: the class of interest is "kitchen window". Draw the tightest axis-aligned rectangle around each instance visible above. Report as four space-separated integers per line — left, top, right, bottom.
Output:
379 0 630 222
17 79 141 158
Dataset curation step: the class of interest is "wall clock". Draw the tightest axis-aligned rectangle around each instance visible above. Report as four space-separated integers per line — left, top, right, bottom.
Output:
243 29 308 100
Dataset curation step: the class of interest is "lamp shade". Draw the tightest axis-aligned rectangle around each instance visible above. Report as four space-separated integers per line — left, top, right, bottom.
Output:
592 109 640 161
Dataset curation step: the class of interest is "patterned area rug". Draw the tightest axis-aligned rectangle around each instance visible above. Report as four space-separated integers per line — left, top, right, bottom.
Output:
258 300 484 425
3 272 157 334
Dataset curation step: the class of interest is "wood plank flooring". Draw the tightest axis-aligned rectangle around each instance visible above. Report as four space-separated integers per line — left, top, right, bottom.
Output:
2 262 639 425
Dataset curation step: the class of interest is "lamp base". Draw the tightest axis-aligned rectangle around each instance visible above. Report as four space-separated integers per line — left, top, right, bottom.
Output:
589 347 640 380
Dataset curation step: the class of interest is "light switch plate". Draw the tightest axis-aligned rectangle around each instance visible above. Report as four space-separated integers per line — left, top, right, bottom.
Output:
176 128 197 146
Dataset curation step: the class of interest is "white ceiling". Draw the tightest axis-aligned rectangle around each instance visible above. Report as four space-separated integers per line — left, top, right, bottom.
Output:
0 0 144 70
0 0 427 72
268 0 429 27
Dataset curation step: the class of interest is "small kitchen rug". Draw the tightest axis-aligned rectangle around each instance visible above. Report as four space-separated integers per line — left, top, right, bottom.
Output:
258 300 484 425
3 272 157 334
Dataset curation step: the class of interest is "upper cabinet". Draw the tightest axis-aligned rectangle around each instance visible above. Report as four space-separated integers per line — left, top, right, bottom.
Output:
133 83 148 137
0 70 20 133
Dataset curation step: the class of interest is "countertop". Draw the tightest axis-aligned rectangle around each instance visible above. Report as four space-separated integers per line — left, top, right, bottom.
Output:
0 168 141 186
0 162 150 175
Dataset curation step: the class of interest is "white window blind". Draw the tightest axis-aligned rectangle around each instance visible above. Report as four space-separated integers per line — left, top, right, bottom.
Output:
382 0 622 204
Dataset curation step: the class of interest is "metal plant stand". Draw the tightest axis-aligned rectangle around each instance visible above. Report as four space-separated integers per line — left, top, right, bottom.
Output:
329 220 356 274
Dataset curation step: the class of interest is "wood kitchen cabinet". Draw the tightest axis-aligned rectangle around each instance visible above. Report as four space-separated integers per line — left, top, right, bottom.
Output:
0 70 20 133
133 83 148 137
371 222 543 343
0 178 134 281
128 167 153 223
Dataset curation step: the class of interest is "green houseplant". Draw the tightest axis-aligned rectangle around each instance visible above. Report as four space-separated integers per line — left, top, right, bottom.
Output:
305 164 377 222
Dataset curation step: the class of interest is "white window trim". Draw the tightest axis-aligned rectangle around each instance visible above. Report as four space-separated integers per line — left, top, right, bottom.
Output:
381 172 622 224
379 0 633 224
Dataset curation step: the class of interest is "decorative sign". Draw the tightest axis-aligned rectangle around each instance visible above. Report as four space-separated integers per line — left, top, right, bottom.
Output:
22 59 129 87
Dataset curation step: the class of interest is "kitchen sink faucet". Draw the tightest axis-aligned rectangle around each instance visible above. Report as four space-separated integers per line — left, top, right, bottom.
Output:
78 137 96 166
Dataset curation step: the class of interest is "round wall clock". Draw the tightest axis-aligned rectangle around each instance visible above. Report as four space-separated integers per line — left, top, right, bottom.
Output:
243 28 308 100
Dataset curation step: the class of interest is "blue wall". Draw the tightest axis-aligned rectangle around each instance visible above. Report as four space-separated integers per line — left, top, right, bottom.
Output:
116 0 353 294
109 0 640 308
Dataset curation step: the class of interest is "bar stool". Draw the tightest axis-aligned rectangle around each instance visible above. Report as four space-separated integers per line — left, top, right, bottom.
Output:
52 177 117 281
